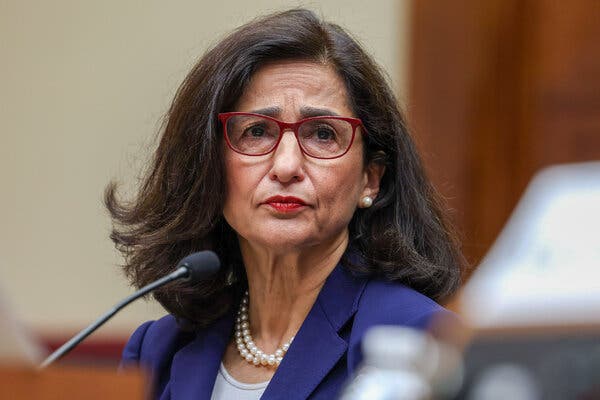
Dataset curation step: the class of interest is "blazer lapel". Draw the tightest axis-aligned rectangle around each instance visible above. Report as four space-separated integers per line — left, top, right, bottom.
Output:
169 312 235 400
262 263 368 400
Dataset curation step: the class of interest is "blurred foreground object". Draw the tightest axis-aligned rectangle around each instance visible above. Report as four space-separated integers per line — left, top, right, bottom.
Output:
462 161 600 328
459 162 600 399
339 326 463 400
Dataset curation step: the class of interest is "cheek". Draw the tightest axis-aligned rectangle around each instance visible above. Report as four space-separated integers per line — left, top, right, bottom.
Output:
223 157 249 220
222 156 268 221
225 155 257 194
314 163 365 218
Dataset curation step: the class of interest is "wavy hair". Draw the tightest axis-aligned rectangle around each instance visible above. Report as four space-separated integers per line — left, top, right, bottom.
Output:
105 8 464 329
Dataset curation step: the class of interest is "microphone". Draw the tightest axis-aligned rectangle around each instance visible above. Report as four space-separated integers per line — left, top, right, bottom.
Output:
39 250 220 369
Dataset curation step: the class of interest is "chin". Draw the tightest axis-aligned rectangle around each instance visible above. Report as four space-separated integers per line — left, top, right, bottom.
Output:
242 223 348 255
251 235 319 253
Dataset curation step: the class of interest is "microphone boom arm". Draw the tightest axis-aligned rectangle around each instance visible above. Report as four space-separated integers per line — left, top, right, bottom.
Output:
39 266 189 369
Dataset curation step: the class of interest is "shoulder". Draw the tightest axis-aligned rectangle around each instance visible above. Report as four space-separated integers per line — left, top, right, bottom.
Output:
346 278 455 371
356 279 449 328
121 314 193 371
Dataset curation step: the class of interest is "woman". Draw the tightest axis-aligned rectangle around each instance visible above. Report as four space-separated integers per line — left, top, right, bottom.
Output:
107 8 464 400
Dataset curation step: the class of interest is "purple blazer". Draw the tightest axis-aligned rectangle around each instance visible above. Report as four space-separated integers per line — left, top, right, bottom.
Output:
121 263 451 399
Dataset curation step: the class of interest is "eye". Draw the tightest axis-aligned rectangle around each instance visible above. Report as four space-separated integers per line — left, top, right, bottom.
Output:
245 124 266 137
315 127 335 141
304 123 338 142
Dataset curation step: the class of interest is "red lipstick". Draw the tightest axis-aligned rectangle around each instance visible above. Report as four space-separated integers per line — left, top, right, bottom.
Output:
263 196 307 212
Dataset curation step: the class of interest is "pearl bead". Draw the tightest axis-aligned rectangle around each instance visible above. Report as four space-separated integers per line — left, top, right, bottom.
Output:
360 196 373 208
234 292 295 369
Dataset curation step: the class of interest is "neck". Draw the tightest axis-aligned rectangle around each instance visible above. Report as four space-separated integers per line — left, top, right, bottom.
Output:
237 231 348 352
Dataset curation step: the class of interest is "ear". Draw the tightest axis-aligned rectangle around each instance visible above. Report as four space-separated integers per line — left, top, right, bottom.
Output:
358 160 386 208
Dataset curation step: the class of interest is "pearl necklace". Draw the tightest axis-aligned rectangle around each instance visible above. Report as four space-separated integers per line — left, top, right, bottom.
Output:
234 292 294 368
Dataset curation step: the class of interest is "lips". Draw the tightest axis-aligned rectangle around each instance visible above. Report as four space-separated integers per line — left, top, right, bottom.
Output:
263 195 308 212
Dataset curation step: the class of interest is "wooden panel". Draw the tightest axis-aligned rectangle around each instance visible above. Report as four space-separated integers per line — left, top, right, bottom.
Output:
0 366 146 399
525 1 600 172
409 0 600 268
409 0 528 265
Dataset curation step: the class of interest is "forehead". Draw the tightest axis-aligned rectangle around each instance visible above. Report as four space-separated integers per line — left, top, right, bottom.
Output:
234 60 354 118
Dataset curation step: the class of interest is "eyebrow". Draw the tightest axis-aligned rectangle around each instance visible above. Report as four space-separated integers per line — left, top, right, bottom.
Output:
249 107 281 117
247 106 341 119
299 106 340 118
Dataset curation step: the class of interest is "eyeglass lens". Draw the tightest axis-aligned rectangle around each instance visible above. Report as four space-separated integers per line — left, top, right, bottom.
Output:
225 114 354 158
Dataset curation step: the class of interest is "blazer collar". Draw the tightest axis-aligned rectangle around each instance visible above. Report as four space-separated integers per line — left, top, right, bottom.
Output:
262 263 367 400
169 262 368 400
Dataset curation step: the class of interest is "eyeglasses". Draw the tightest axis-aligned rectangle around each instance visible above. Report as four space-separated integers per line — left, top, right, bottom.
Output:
218 112 365 159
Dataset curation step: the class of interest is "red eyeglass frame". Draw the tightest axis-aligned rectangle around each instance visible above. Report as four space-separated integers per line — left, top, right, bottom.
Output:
218 112 367 160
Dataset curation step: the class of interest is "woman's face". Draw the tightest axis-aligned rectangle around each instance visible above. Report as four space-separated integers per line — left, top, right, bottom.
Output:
222 61 382 253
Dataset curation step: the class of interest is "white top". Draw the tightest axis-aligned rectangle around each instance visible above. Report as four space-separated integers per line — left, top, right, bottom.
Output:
210 363 270 400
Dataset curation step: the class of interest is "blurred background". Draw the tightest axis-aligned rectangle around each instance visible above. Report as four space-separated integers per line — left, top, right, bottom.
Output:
1 0 599 365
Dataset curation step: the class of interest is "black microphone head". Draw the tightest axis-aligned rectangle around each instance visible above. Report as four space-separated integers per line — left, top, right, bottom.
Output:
177 251 221 283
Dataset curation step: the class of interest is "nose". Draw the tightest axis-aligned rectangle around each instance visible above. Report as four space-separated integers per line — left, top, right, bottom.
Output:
268 130 305 183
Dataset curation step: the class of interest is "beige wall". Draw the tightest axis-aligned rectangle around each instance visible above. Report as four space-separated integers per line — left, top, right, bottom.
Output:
0 0 411 338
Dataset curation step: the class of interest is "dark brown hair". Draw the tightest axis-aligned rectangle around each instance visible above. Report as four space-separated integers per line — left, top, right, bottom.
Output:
106 8 464 329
